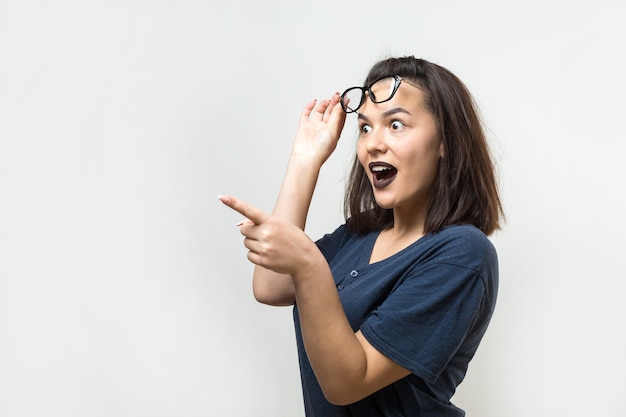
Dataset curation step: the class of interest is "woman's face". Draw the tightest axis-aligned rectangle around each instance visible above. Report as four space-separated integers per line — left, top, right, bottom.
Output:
356 80 443 215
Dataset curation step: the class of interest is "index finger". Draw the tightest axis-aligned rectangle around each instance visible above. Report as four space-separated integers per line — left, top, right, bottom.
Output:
218 195 269 225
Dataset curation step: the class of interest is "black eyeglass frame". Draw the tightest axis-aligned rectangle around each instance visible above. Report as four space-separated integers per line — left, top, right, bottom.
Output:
339 75 421 114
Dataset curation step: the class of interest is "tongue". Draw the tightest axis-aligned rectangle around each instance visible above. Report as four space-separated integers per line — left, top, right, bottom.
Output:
376 169 397 181
373 169 397 188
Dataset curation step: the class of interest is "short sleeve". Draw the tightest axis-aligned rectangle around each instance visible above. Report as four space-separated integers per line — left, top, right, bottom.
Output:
359 229 497 384
315 224 350 263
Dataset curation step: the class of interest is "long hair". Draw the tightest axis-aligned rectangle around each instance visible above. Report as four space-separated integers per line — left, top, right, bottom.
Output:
344 56 504 236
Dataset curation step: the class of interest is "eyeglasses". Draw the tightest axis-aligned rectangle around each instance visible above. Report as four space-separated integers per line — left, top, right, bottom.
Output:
339 75 421 114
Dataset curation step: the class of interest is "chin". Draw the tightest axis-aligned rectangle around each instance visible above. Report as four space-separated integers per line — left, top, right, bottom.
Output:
373 196 395 210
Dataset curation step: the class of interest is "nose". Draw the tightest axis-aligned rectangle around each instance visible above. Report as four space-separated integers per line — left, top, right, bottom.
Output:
364 127 388 154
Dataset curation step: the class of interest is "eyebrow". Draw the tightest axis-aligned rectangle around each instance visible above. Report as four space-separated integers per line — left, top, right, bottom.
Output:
357 107 412 122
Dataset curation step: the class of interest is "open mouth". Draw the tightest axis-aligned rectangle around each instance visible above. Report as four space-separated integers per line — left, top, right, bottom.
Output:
369 162 397 189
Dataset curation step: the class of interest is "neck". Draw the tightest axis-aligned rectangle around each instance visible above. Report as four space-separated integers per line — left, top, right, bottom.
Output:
388 205 427 238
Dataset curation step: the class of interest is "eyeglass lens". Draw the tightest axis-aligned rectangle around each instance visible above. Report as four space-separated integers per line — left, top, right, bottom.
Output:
340 77 399 113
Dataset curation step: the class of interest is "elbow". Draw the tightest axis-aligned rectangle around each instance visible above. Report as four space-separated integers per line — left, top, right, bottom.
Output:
325 395 353 407
253 290 294 306
320 384 365 406
252 269 295 306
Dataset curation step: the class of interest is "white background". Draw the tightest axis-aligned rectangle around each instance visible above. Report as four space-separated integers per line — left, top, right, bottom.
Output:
1 1 625 416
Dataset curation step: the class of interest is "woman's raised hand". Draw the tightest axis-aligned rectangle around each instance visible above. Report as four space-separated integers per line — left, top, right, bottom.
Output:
217 94 346 282
290 92 346 166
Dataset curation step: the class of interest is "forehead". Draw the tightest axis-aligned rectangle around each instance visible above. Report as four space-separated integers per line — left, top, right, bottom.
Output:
361 82 426 115
369 77 397 97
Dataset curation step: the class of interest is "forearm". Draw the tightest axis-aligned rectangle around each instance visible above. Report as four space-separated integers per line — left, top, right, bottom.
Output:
271 154 322 227
292 253 369 405
222 192 379 402
251 93 345 306
252 155 322 305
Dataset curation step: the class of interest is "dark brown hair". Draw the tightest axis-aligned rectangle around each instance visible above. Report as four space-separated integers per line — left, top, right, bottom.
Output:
344 56 504 236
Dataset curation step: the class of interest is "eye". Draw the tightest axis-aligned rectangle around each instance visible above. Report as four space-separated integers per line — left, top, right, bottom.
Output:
390 120 405 130
359 124 372 135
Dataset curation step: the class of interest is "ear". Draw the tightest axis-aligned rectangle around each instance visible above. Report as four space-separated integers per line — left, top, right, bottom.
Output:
439 141 445 158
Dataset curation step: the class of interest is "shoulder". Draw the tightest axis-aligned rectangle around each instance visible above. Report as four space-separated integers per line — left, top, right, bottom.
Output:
429 224 495 252
315 224 377 262
422 224 498 273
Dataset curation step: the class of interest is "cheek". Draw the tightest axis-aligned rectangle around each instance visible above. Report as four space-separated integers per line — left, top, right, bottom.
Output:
405 143 441 181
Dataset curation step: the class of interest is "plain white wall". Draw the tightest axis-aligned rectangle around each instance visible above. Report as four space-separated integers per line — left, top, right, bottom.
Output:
1 1 625 416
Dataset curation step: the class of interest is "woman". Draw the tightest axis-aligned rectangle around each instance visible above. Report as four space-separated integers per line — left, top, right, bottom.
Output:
219 56 504 416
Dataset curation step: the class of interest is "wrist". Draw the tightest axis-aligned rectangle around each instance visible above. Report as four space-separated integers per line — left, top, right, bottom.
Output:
283 155 324 185
287 152 325 171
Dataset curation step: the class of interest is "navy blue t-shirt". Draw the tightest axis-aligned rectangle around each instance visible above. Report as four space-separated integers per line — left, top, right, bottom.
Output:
293 224 498 416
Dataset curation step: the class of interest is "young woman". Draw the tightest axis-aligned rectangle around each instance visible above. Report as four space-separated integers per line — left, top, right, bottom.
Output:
219 56 504 416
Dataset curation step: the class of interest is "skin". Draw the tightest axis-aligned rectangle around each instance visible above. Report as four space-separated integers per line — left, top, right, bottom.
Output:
219 83 443 405
357 80 443 262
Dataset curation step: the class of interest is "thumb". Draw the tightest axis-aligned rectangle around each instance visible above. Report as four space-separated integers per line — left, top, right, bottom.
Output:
218 195 269 225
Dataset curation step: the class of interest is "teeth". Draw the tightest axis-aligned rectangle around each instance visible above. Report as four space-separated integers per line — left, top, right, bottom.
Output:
371 166 391 172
